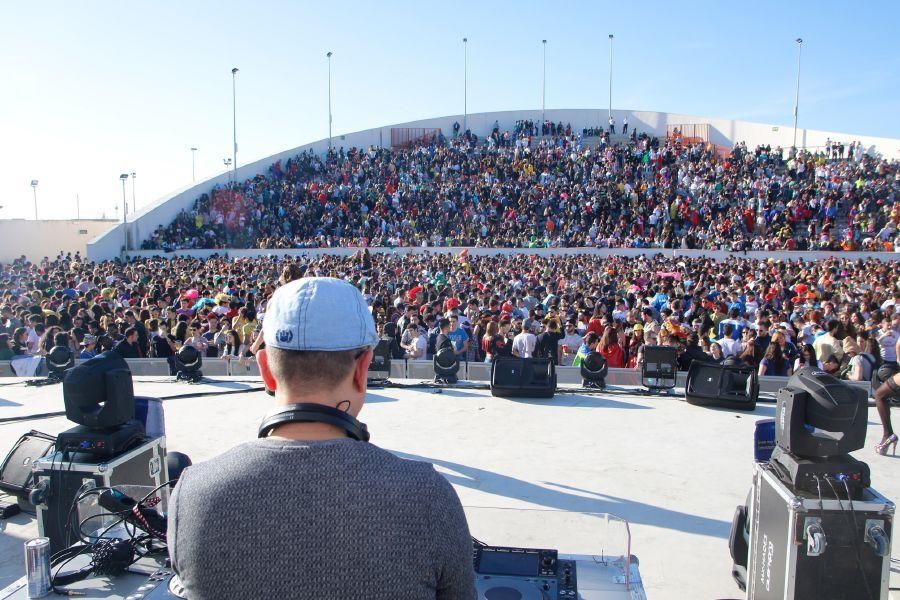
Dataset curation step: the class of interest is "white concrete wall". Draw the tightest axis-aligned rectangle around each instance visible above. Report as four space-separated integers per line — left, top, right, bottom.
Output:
0 219 117 262
88 108 900 262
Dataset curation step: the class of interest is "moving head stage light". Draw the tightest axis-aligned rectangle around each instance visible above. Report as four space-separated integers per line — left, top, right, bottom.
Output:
770 367 871 498
580 351 608 389
25 344 76 387
58 350 144 459
729 368 890 598
174 344 203 383
47 345 75 380
433 347 460 384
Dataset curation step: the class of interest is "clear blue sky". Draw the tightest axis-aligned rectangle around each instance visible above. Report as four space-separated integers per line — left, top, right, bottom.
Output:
1 1 897 221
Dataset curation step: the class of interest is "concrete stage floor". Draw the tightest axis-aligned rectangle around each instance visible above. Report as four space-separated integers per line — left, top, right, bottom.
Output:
0 376 898 599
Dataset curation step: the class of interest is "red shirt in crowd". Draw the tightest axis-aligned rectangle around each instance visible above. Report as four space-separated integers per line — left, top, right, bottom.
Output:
601 343 625 368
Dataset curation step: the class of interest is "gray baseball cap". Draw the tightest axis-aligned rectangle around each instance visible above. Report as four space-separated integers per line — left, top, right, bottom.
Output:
263 277 378 351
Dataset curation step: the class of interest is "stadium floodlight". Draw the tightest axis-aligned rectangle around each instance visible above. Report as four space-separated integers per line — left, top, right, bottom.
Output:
542 40 547 131
793 38 803 149
608 34 614 123
30 180 38 220
326 52 333 151
119 173 129 253
231 68 239 182
462 38 468 133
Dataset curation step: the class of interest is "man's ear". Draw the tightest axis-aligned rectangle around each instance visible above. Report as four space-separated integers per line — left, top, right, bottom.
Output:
352 349 373 393
257 349 277 395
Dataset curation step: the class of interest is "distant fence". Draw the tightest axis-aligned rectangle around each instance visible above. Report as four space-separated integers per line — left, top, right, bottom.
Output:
391 128 441 148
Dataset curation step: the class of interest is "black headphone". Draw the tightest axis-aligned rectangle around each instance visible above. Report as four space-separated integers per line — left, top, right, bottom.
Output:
258 403 370 442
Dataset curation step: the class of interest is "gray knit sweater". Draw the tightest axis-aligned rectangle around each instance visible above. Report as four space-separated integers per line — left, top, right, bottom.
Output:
168 438 476 600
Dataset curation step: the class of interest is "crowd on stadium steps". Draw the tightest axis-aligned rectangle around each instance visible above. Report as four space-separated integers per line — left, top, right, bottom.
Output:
139 126 900 253
2 251 898 385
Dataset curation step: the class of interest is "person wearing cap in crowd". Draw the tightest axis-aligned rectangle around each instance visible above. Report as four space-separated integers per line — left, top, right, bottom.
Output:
167 277 476 599
78 334 98 359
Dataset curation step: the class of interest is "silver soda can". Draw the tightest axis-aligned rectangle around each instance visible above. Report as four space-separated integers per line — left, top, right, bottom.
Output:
24 537 51 598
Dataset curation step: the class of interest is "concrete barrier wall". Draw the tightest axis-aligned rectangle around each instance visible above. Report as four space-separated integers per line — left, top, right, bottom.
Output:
87 108 900 262
1 359 872 397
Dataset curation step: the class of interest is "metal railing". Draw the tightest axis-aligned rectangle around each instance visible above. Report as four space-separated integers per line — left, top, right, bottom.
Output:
0 359 872 396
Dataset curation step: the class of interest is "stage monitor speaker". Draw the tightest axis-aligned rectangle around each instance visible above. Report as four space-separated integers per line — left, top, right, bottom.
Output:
491 357 556 398
641 345 678 390
0 430 56 499
685 361 758 410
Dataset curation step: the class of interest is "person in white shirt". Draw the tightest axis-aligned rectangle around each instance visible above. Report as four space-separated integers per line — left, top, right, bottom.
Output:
717 323 743 358
557 321 584 367
512 329 537 358
612 300 629 322
401 324 426 360
878 319 898 364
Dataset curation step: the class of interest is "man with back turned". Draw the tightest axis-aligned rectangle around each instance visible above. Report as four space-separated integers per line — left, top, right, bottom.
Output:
168 277 476 599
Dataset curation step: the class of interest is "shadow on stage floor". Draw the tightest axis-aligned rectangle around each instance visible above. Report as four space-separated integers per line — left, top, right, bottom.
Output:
391 450 731 539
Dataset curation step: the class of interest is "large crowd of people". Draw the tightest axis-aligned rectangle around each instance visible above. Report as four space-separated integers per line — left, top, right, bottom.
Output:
1 250 896 377
3 249 900 452
140 128 899 253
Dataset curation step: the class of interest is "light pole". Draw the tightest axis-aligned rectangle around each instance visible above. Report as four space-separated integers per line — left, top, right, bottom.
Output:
30 180 38 220
191 147 198 182
231 67 239 183
131 171 136 214
224 158 232 185
462 37 468 133
119 173 129 252
541 39 547 133
793 38 803 149
326 51 333 151
608 34 614 124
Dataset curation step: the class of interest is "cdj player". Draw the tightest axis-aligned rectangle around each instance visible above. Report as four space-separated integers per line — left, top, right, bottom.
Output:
473 544 578 599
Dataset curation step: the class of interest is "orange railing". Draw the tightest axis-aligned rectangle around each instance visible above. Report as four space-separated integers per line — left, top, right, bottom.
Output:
391 128 441 148
666 124 710 144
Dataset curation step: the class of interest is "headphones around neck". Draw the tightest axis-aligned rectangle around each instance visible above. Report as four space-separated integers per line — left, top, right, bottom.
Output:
258 403 370 442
